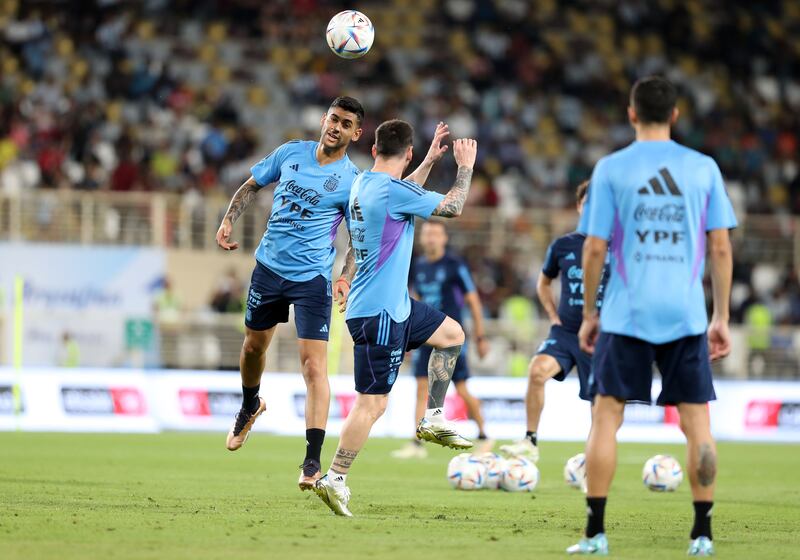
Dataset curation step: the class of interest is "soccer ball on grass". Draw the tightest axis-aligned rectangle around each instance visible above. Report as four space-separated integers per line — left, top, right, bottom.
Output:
500 457 539 492
447 453 486 490
642 454 684 492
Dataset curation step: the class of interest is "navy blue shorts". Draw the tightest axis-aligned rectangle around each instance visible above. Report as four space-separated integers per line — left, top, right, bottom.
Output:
245 261 332 341
592 332 716 406
413 344 469 382
536 325 593 401
346 299 447 394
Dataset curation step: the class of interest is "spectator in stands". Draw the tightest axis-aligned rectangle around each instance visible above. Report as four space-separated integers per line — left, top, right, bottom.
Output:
209 268 244 314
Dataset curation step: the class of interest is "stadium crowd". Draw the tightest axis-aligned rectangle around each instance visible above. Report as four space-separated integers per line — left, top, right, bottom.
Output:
1 0 799 324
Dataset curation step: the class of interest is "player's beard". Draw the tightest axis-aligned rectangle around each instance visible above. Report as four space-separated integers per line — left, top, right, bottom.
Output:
322 133 347 155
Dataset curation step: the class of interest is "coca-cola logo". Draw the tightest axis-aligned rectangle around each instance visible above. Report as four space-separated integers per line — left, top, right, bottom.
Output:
634 203 685 223
282 180 322 206
567 265 583 280
61 387 146 415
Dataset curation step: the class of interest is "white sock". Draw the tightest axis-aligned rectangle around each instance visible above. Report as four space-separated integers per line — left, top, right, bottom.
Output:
424 407 446 424
327 469 347 486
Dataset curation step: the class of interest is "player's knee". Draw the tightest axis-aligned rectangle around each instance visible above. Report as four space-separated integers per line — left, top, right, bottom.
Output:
439 318 465 347
242 334 268 357
452 323 466 346
300 355 326 381
362 395 388 421
528 363 549 386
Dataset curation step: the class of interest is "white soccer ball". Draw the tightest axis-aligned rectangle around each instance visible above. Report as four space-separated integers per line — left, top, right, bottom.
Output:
477 452 508 490
447 453 486 490
642 454 684 492
500 457 539 492
325 10 375 59
564 452 587 492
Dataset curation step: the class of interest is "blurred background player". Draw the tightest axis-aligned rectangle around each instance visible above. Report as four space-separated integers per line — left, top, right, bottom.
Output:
500 181 607 462
314 120 478 516
570 76 737 556
392 220 492 459
215 96 364 489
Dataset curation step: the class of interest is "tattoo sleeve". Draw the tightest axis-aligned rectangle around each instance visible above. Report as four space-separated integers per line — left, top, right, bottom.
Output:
223 177 262 224
331 447 359 474
339 236 357 283
432 166 473 218
427 344 462 408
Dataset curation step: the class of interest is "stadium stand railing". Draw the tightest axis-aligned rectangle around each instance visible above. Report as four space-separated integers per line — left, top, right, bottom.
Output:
1 190 798 379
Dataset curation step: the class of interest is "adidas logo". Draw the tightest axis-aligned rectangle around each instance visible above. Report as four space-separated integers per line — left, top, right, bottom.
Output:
637 168 682 196
319 324 329 333
565 252 576 261
289 163 299 172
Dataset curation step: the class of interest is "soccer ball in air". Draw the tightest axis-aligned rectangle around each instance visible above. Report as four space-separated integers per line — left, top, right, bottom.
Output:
447 453 486 490
564 452 588 492
477 452 508 490
500 457 539 492
325 10 375 59
642 454 684 492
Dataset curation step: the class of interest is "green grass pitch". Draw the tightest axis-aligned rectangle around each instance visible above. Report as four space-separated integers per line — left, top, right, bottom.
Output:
1 433 797 559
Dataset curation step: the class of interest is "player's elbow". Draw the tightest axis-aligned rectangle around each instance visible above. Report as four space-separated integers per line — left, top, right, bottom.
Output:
582 237 607 262
707 230 732 262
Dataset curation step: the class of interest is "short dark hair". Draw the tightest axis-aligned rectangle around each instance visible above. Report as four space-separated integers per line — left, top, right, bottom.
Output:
329 96 364 124
576 180 589 203
630 76 677 124
375 119 414 157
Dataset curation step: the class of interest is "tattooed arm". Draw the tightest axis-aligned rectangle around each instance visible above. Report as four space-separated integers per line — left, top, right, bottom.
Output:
334 236 357 313
431 139 477 218
339 237 357 283
215 176 263 251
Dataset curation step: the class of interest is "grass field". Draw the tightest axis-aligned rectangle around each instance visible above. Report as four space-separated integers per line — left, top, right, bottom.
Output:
1 433 797 559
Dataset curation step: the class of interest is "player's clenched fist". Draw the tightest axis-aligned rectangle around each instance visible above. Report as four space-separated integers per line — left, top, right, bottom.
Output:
453 138 477 169
216 218 239 251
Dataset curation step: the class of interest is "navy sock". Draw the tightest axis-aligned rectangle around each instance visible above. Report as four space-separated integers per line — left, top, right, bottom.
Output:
242 384 260 414
526 431 538 446
586 497 607 538
691 501 713 540
304 428 326 464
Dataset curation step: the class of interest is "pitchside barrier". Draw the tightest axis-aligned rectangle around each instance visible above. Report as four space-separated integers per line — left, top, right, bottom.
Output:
0 368 799 443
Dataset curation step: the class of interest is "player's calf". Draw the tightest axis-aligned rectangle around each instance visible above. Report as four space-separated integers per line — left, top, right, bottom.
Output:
679 403 717 546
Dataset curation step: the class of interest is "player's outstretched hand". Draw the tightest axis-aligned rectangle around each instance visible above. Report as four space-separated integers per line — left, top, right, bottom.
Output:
579 312 600 355
216 219 239 251
333 277 350 313
707 319 731 361
453 138 477 169
423 122 450 164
